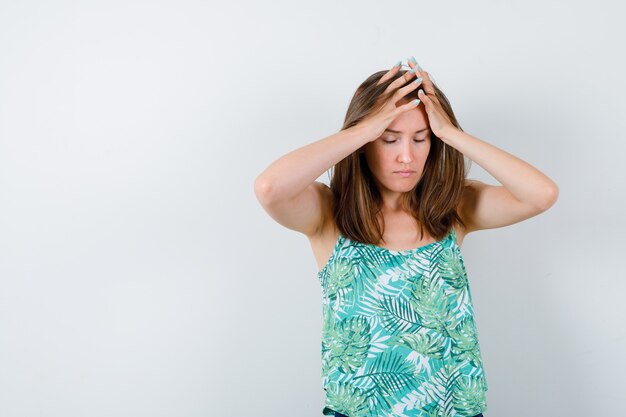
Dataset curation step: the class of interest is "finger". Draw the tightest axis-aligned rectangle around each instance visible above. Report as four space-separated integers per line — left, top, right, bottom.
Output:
406 60 438 99
419 70 438 97
382 66 418 95
391 75 423 102
407 68 440 108
417 89 436 113
406 58 424 77
376 61 402 86
395 97 421 115
401 60 423 88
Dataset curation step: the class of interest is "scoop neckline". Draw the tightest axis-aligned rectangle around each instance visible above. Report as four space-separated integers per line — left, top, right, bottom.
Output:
342 227 454 255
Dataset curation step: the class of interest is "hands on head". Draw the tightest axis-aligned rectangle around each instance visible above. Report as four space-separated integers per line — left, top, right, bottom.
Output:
360 57 457 142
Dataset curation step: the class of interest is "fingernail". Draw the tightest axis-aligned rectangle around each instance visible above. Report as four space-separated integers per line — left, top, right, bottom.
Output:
409 68 416 74
412 99 421 105
409 56 424 72
414 77 423 84
394 60 401 67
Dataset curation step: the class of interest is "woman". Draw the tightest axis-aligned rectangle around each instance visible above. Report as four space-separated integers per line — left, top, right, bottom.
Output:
254 56 559 417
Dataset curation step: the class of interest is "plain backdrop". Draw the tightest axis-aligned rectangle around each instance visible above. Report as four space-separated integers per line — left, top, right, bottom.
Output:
1 0 625 416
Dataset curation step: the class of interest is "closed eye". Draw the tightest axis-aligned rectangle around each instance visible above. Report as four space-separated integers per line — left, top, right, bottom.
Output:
383 139 426 144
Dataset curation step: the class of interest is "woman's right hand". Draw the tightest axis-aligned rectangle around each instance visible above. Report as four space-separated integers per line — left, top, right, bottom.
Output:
358 64 424 142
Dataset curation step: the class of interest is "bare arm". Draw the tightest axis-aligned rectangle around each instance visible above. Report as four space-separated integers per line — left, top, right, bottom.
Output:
450 130 559 233
408 63 559 234
254 64 423 237
254 125 374 236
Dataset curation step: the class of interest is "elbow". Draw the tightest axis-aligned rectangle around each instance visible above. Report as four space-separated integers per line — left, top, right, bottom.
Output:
537 183 559 211
254 176 274 205
254 176 276 206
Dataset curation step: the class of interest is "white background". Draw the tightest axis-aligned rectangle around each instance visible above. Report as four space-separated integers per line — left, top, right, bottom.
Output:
1 0 625 416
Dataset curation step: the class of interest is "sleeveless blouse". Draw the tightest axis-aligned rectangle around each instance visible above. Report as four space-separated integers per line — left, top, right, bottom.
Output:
317 226 488 417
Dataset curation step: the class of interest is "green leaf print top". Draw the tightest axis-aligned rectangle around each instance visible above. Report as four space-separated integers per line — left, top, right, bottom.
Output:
317 225 488 417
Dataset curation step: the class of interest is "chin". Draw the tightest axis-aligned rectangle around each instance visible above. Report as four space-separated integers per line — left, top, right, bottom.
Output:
388 183 418 192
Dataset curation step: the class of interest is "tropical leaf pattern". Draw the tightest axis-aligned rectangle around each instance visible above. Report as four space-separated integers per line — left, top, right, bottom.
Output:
318 227 488 417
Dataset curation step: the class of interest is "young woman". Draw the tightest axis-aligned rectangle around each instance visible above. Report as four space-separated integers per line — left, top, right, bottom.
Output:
254 56 558 417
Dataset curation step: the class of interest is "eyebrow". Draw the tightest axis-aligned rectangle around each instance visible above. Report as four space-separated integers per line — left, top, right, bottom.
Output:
384 128 429 134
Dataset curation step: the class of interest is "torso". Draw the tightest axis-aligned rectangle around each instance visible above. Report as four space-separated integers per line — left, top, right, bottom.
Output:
308 196 468 274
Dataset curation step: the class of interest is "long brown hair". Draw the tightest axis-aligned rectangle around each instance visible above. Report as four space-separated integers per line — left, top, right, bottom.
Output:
329 68 471 245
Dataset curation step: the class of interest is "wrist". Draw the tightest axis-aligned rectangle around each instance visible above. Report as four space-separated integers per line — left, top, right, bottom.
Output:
440 126 462 143
350 123 380 144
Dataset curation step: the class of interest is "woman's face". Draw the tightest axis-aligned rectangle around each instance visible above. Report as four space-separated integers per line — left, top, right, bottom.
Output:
363 104 432 197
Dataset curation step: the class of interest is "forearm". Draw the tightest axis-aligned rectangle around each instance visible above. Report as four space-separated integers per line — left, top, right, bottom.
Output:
443 129 559 208
255 125 373 202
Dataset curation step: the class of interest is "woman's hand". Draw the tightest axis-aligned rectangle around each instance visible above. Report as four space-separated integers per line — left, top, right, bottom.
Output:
406 59 460 142
357 62 424 142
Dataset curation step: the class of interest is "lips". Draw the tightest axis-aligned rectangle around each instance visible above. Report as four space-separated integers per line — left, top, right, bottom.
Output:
395 171 415 173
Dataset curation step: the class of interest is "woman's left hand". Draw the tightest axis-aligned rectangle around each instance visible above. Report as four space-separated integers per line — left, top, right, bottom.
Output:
407 59 460 142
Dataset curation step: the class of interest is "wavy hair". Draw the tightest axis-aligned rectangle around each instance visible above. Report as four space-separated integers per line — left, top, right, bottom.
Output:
329 68 471 245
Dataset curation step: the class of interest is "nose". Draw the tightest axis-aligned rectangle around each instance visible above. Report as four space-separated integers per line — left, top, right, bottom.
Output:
397 140 413 163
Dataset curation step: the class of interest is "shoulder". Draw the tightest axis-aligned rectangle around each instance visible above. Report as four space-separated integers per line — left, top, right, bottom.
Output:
307 183 340 273
462 178 482 190
317 181 333 214
459 178 482 208
458 178 478 213
311 181 335 237
455 179 483 237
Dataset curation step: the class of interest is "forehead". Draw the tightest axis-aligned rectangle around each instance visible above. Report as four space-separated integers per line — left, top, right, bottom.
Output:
387 106 429 132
